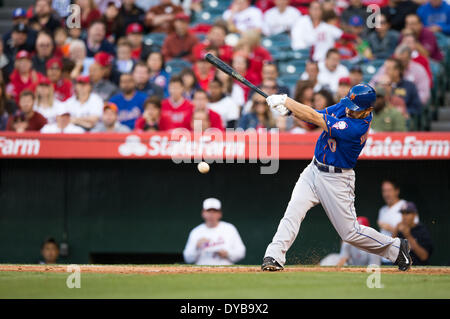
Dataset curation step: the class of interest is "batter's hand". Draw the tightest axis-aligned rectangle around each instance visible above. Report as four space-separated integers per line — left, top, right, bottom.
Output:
266 94 289 115
214 250 229 259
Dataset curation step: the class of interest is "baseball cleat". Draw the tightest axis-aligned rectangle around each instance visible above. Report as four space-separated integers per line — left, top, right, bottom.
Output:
261 257 284 271
395 239 412 271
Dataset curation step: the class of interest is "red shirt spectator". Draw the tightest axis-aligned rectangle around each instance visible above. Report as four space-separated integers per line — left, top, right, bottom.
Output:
6 51 45 103
145 0 184 33
162 13 199 63
46 58 73 102
7 90 47 132
78 0 102 29
190 89 224 131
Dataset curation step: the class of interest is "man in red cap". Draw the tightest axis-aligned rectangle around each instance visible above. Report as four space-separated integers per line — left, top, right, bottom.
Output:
126 22 157 60
89 52 119 101
46 57 73 102
6 50 45 103
161 13 198 63
91 102 131 132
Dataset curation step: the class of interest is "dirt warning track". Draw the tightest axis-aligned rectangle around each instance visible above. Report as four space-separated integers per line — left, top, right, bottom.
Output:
0 265 449 275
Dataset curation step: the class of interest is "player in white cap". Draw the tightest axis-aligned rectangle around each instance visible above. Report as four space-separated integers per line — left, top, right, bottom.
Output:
183 198 246 265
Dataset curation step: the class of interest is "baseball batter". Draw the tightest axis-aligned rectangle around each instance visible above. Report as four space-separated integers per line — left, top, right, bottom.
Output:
262 84 412 271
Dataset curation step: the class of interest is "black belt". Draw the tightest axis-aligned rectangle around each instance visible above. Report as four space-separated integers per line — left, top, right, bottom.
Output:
314 158 343 173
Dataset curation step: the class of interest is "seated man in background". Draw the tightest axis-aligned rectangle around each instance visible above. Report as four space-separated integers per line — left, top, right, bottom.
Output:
91 102 131 133
39 238 60 264
223 0 263 34
396 202 433 266
183 198 246 265
337 217 381 267
371 86 406 132
191 89 223 131
317 48 349 94
161 13 198 63
262 0 302 36
7 90 47 132
417 0 450 35
41 104 85 133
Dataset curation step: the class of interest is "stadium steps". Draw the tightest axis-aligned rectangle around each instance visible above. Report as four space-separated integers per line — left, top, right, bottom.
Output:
430 106 450 131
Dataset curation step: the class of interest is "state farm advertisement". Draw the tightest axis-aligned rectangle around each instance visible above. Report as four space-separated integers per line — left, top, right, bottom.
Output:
0 131 449 160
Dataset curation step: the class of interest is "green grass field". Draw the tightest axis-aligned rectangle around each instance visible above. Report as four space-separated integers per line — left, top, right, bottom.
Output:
1 266 450 299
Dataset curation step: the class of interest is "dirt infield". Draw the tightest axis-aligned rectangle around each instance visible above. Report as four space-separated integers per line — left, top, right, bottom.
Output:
0 264 449 275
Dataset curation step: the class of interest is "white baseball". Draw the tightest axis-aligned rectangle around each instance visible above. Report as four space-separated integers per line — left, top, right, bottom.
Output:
197 161 210 174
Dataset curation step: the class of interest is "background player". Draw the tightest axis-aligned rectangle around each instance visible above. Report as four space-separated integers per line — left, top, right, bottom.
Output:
262 84 412 271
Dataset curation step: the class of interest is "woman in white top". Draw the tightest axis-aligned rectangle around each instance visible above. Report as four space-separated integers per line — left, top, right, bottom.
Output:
33 79 63 124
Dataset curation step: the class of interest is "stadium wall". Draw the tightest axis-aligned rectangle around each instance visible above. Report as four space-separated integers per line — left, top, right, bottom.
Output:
0 159 448 265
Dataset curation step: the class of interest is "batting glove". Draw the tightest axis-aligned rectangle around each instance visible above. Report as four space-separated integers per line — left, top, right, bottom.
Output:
266 94 290 116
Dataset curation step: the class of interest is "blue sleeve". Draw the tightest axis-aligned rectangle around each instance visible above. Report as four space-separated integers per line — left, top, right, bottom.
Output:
316 104 342 115
323 114 359 141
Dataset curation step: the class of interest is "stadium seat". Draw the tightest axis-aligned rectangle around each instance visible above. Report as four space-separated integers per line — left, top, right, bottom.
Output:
192 10 222 25
165 59 192 75
144 33 167 47
203 0 231 11
278 60 306 76
278 74 300 92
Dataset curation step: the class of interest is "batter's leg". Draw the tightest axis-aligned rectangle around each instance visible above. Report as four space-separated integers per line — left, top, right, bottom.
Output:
314 168 401 263
264 163 320 266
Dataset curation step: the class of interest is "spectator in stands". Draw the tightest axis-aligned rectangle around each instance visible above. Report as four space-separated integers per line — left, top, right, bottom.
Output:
317 48 349 94
29 0 62 33
39 238 60 264
65 75 103 130
180 68 200 101
69 40 93 79
393 45 430 104
46 58 73 102
334 33 359 61
89 52 119 101
32 31 56 75
396 201 433 266
216 69 246 109
132 62 164 99
371 86 407 132
336 217 381 267
183 198 246 265
162 13 198 63
194 49 217 91
134 96 161 132
370 57 423 116
3 24 35 77
261 61 290 96
238 93 275 130
91 102 130 132
53 27 71 58
417 0 450 35
126 22 156 61
41 103 86 133
113 39 135 79
193 22 233 64
313 88 335 111
368 13 400 59
191 89 223 131
85 20 115 58
348 65 363 87
291 1 343 62
120 0 146 28
7 90 47 132
377 179 407 239
347 15 373 60
191 109 213 132
223 0 264 34
374 74 409 118
232 51 260 99
33 77 63 124
381 0 419 32
6 50 45 104
294 80 315 105
109 73 147 129
101 1 125 43
404 13 443 61
159 75 194 131
147 51 170 98
76 0 102 29
0 77 18 131
336 77 351 101
300 60 322 92
341 0 370 33
246 77 284 113
145 0 184 34
400 31 433 86
208 78 240 129
262 0 302 36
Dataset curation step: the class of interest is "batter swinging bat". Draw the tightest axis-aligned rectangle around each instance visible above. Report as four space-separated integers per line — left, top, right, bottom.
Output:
205 53 268 98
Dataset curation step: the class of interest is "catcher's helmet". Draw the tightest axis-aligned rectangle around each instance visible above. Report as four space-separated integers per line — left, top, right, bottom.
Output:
340 83 376 111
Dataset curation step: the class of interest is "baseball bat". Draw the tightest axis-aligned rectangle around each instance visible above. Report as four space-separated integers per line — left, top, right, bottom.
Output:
205 53 268 98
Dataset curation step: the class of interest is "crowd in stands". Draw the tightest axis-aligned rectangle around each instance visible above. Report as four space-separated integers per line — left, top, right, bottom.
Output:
0 0 449 134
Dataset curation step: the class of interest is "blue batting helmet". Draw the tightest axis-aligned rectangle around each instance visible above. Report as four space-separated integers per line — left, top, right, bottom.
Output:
340 83 376 111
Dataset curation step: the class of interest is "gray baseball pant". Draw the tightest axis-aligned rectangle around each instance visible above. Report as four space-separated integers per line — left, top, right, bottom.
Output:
265 159 401 266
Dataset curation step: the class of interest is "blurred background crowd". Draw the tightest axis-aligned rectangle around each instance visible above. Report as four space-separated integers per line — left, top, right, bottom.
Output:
0 0 449 134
